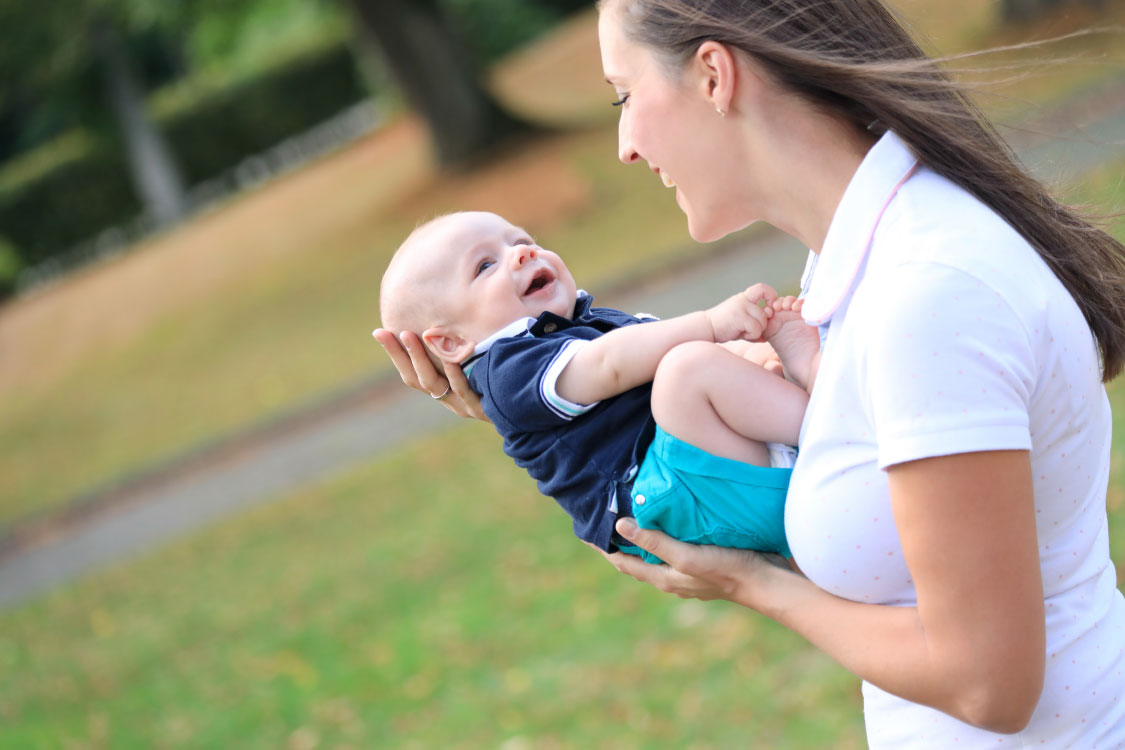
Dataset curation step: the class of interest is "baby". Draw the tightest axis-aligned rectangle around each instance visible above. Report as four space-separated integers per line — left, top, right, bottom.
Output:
378 211 820 563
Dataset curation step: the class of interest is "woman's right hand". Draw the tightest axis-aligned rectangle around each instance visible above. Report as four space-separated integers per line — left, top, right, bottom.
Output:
372 328 490 422
596 518 796 604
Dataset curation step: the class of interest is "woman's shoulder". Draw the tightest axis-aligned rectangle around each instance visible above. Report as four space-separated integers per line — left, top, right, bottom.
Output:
869 167 1064 316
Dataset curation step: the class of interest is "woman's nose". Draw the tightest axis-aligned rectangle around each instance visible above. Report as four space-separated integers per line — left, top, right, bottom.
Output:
618 115 640 164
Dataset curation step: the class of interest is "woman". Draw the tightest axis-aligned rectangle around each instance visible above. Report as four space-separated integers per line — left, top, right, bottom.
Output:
374 0 1125 745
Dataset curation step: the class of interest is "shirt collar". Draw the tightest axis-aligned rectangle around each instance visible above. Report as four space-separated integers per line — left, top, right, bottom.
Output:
571 291 593 319
462 290 592 372
801 131 919 325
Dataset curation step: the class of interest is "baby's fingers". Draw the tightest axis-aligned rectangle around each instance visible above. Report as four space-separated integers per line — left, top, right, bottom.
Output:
744 283 779 306
745 300 772 338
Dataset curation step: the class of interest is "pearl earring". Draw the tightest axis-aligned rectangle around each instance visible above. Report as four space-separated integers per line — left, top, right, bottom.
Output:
716 107 726 117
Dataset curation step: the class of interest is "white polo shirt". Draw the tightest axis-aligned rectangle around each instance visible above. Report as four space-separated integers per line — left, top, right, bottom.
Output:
786 132 1125 748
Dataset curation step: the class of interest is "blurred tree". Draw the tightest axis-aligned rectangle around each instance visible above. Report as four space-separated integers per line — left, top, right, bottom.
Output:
0 0 187 224
91 16 187 225
343 0 537 167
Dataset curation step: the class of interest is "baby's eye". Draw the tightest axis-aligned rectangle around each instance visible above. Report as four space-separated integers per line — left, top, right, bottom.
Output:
474 259 495 277
515 237 534 246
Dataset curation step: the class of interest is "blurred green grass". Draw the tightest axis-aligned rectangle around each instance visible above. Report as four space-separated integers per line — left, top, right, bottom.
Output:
1 373 1122 748
0 424 866 749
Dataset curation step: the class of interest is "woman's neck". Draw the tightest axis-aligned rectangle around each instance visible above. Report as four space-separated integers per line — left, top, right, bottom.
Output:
749 103 876 254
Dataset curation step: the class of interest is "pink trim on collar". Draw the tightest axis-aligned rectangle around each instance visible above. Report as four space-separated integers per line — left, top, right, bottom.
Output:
803 162 919 325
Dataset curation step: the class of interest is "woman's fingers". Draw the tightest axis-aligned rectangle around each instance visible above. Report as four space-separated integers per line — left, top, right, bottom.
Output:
372 328 491 422
612 518 778 601
399 331 449 397
373 328 425 390
441 359 490 422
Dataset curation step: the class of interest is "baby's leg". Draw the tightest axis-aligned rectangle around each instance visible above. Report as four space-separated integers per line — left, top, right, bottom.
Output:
651 341 810 466
718 340 784 376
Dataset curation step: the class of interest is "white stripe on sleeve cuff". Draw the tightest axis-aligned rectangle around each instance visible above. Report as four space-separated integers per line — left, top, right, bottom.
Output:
540 339 600 420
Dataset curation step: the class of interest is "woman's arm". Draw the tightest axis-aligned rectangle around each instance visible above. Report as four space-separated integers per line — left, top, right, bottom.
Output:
606 449 1044 733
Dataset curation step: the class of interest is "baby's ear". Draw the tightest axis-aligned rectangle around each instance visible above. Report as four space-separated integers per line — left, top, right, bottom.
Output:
422 326 476 365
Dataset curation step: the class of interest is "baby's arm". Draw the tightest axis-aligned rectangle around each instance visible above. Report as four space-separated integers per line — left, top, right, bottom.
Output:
555 284 778 405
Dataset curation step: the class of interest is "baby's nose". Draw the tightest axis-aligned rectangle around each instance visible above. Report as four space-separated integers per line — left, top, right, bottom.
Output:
513 246 537 266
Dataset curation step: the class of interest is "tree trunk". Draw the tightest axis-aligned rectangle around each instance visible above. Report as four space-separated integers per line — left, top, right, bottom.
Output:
93 18 187 226
344 0 536 168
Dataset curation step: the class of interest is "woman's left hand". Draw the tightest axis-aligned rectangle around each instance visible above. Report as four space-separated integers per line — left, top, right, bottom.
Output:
596 518 791 603
372 328 489 421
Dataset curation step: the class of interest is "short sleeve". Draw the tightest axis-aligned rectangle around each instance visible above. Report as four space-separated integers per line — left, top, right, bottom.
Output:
474 336 599 432
865 263 1035 469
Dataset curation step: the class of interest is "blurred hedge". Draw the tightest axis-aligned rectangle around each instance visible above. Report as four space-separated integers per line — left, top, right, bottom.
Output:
0 40 367 278
160 43 364 186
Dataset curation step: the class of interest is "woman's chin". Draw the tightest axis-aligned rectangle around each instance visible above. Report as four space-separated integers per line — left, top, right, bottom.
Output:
686 215 724 244
681 196 729 244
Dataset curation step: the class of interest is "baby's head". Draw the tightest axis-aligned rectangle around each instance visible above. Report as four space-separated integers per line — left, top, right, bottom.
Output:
380 211 578 366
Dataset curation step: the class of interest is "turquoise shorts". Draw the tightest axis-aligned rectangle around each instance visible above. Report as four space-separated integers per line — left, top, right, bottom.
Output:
619 426 792 564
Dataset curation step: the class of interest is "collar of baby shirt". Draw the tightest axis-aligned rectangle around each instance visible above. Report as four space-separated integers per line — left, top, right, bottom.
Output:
801 131 919 326
462 291 592 375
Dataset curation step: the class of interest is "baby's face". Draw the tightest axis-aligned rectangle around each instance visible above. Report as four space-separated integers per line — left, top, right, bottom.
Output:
424 212 578 344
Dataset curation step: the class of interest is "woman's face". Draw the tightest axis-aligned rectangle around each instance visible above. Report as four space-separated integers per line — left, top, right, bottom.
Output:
598 7 754 242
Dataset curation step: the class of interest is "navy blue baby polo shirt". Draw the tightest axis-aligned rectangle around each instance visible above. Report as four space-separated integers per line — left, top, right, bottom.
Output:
463 294 656 552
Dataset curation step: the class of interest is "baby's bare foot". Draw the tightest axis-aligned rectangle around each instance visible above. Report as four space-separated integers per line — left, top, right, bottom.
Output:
764 303 819 390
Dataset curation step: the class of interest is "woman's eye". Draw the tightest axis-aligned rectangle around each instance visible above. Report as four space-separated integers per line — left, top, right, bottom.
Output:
611 94 630 107
474 260 494 277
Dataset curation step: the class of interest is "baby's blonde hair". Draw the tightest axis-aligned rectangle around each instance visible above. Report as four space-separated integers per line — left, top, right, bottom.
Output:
378 213 469 368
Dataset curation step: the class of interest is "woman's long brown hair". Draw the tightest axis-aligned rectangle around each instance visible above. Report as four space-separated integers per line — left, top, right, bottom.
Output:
603 0 1125 381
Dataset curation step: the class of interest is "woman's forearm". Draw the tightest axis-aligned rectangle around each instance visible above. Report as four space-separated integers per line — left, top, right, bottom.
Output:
745 565 1037 732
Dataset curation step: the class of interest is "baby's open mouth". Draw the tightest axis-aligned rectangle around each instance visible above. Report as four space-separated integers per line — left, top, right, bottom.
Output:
524 268 555 295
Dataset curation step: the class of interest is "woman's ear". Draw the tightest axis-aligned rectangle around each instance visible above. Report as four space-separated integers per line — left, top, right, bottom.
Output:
422 326 476 365
694 40 738 115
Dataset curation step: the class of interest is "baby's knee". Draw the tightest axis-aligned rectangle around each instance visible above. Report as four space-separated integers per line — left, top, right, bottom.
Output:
654 341 719 396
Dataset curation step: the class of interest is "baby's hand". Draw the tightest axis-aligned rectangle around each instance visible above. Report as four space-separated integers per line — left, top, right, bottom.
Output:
704 283 778 342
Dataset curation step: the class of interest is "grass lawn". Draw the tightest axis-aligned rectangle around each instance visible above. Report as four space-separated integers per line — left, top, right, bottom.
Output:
1 372 1122 748
0 422 865 749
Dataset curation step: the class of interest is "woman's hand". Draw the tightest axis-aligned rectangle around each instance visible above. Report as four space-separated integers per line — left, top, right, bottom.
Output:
596 518 792 603
372 328 489 422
